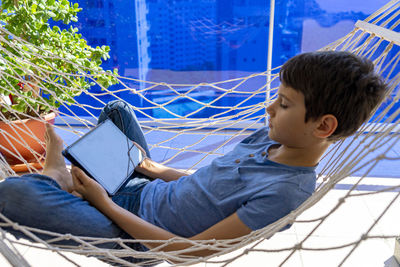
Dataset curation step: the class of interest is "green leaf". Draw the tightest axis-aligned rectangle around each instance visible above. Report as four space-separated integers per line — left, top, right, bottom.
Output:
0 0 118 115
40 24 48 31
31 4 37 13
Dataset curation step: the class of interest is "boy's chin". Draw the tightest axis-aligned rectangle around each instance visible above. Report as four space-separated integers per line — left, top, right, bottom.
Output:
268 130 276 141
268 130 283 145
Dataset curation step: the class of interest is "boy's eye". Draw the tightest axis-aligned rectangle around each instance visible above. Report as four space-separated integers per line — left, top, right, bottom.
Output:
279 103 288 109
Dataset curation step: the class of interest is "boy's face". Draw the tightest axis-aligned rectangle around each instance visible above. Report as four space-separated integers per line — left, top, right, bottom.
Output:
267 84 319 148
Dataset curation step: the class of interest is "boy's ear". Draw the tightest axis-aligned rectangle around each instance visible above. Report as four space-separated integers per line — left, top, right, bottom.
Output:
314 114 338 139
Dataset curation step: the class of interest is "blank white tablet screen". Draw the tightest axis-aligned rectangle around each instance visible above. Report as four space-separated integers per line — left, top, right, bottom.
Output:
68 120 143 194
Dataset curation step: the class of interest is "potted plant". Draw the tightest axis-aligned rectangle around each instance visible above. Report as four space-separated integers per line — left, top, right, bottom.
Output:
0 0 118 170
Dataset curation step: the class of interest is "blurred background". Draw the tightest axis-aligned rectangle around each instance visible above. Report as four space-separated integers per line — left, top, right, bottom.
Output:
54 0 391 119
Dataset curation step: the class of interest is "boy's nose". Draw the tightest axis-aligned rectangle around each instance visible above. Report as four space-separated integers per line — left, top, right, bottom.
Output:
266 102 275 117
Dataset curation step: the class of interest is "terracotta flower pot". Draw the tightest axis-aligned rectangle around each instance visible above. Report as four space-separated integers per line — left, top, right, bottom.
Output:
0 112 56 172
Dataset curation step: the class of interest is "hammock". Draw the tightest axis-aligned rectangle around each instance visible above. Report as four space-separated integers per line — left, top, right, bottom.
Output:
0 0 400 266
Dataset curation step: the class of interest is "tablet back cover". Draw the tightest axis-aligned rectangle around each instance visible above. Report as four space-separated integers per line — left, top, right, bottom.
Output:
63 119 143 195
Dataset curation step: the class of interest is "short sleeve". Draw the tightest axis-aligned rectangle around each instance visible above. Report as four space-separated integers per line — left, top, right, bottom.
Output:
236 182 310 231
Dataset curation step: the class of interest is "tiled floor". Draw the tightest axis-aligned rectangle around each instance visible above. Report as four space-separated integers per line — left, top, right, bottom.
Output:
0 126 400 266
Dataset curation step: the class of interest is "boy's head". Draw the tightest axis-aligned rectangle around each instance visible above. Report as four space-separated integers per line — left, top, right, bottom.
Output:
279 51 387 140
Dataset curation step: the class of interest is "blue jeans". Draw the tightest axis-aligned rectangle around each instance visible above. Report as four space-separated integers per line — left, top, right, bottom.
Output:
0 100 154 263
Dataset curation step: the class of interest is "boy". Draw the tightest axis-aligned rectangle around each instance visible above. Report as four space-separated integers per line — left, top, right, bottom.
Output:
0 51 387 259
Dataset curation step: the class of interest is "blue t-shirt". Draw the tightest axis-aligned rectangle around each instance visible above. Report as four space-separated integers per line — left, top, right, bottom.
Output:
138 126 316 237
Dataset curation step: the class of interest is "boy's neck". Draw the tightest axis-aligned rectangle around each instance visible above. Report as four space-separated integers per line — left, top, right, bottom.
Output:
267 142 331 168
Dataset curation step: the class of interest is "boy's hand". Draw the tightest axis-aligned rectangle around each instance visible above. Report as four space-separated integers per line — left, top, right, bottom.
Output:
71 166 110 207
132 141 147 158
132 141 150 171
135 157 152 174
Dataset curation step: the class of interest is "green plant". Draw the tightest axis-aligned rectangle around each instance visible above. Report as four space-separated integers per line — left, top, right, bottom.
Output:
0 0 118 120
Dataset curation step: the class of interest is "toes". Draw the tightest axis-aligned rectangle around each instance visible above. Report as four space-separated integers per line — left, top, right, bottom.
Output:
44 124 64 153
45 123 55 136
45 124 53 141
45 124 61 142
44 131 49 144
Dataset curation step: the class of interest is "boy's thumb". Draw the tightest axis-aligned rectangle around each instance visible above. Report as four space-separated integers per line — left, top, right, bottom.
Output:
72 167 86 183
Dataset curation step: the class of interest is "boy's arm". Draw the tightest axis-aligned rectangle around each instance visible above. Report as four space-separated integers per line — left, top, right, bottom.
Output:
133 142 190 182
136 158 191 182
102 200 251 257
72 166 251 259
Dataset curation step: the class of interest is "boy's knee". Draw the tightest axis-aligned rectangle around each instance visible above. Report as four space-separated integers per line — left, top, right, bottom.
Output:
99 100 132 126
104 100 130 114
102 100 138 126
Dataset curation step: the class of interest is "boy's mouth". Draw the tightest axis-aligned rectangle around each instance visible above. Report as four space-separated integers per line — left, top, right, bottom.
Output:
268 120 273 128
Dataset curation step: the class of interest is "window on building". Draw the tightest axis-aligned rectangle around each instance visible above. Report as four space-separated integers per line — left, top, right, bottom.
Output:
62 0 392 121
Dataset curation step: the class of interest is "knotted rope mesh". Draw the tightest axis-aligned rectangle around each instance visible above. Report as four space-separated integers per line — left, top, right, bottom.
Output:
0 0 400 266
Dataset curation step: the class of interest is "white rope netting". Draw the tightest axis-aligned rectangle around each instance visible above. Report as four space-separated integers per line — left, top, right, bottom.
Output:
0 0 400 266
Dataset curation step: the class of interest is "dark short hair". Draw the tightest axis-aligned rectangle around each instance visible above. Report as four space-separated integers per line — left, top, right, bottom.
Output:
280 51 387 139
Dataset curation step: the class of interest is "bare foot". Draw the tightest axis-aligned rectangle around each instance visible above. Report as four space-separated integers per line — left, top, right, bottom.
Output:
42 124 74 192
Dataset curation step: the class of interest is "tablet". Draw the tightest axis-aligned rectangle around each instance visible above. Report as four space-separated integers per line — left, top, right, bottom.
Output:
62 119 144 195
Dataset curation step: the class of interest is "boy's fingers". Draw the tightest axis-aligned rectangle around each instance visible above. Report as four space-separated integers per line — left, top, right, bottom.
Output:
71 170 81 188
71 167 87 185
132 141 147 157
71 190 83 199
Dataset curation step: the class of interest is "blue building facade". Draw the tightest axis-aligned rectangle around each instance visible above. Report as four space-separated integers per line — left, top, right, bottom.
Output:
147 0 217 71
58 0 388 118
